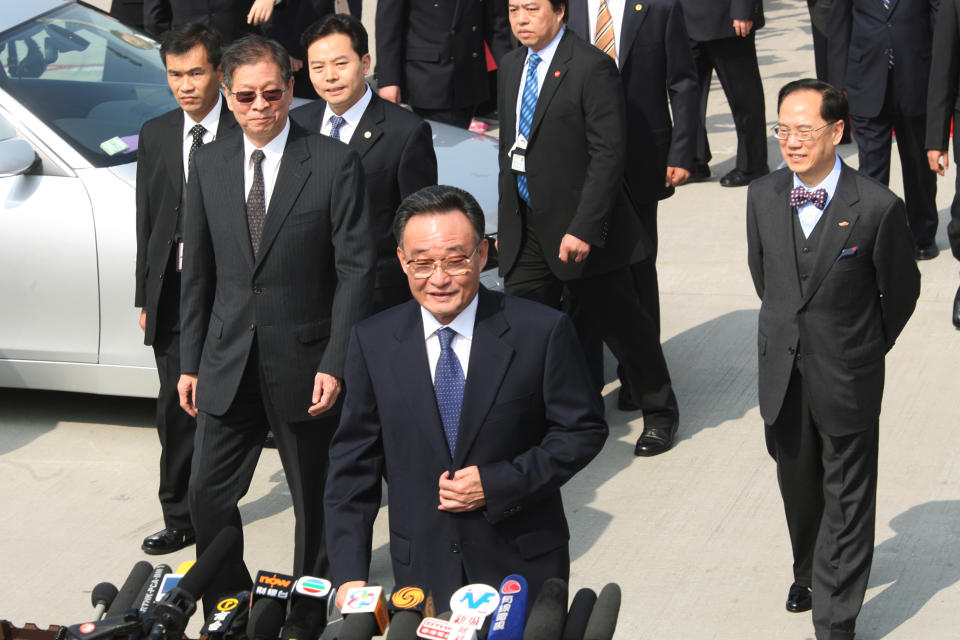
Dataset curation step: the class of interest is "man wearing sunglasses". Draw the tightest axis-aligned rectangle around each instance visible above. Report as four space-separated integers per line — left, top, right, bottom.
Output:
747 79 919 639
324 185 607 609
177 34 374 633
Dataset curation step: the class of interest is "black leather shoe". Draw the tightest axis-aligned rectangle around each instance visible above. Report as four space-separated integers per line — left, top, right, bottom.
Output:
617 384 641 412
634 419 678 457
687 163 711 183
719 167 769 187
141 527 195 555
915 243 940 261
952 283 960 329
786 583 812 613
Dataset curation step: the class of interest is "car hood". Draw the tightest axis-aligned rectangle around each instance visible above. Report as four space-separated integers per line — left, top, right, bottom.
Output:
109 162 137 188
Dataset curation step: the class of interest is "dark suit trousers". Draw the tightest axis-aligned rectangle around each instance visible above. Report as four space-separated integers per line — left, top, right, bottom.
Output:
807 0 832 81
691 33 768 174
189 344 334 616
850 70 938 249
504 215 678 428
412 106 475 130
765 368 878 640
949 111 960 261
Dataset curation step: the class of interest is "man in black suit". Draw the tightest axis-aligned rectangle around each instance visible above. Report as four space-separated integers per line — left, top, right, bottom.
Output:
292 14 438 311
375 0 513 128
925 0 960 326
178 34 373 626
324 185 607 608
677 0 768 186
567 0 697 410
830 0 940 259
135 23 237 556
497 0 680 455
144 0 276 42
747 79 919 638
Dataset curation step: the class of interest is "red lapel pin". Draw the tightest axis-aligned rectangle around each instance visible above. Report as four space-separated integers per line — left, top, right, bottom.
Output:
838 221 849 227
554 70 561 77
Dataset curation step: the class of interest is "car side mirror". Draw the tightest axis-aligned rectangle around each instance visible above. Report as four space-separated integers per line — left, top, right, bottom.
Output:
0 138 40 177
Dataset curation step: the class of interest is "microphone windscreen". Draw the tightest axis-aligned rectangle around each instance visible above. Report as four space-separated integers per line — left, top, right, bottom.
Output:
247 597 286 640
91 582 119 609
136 564 172 612
521 578 568 640
338 613 378 640
582 584 620 640
106 560 154 616
385 610 420 640
179 526 241 600
561 588 596 640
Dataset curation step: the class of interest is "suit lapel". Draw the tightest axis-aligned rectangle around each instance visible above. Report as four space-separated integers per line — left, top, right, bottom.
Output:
161 110 184 196
255 124 311 270
798 164 861 308
216 134 254 271
770 171 803 303
568 0 589 38
502 52 523 145
529 31 573 140
452 289 514 468
348 92 384 160
215 97 238 138
886 0 901 16
389 303 453 467
618 1 648 63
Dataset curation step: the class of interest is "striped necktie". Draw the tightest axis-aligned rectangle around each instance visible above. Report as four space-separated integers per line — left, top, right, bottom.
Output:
881 0 894 67
516 52 541 206
595 0 616 60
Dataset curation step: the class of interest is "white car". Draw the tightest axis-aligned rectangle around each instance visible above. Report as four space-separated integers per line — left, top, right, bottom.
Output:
0 0 500 398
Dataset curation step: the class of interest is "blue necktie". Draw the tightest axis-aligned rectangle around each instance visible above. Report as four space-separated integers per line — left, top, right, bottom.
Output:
516 53 541 206
434 327 465 456
329 115 346 140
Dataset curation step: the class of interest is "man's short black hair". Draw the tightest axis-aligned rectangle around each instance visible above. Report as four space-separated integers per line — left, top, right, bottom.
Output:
160 22 223 69
300 13 369 58
394 185 486 246
221 34 291 90
777 78 849 124
549 0 569 22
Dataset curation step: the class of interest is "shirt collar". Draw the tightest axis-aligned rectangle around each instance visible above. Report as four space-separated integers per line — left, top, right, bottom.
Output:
421 293 479 342
322 83 372 131
526 26 565 69
182 94 223 140
243 117 291 160
794 154 842 202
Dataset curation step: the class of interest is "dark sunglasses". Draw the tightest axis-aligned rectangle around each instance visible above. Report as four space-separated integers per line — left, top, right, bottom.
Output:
229 88 287 104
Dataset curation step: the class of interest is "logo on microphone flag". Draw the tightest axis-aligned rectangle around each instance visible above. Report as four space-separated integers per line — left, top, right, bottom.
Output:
294 577 332 597
450 584 500 615
392 586 425 608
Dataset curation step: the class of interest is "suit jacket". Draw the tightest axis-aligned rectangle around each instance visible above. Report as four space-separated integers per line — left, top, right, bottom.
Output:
829 0 939 118
144 0 252 41
746 164 920 435
676 0 764 42
568 0 698 205
497 30 651 281
324 288 608 605
375 0 513 110
926 0 960 150
180 122 375 422
135 101 238 345
291 92 438 290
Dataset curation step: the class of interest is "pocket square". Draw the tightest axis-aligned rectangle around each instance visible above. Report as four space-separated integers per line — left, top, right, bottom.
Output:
836 246 859 261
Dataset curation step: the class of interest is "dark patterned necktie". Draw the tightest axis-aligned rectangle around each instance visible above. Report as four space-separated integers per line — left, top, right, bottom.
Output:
881 0 894 67
329 115 346 140
247 149 266 256
434 327 465 456
516 53 541 206
188 124 206 173
790 185 828 210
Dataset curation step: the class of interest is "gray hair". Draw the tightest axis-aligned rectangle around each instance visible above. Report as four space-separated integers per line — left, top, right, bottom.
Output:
221 34 291 90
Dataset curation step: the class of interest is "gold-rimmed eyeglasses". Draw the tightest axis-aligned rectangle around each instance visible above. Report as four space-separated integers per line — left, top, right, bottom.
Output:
771 121 838 141
404 244 481 279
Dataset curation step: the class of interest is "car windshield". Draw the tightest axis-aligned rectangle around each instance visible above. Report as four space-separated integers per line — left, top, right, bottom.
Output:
0 3 176 167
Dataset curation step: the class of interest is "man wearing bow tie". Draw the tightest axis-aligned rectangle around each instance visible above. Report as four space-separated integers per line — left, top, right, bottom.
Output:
746 79 919 639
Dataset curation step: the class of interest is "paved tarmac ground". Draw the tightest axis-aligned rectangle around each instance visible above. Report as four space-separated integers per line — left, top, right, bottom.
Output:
4 1 960 638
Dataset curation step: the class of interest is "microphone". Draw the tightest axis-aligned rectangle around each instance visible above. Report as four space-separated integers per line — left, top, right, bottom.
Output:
487 575 528 640
105 561 154 616
560 588 596 640
146 526 242 640
281 576 332 640
581 584 620 640
339 585 389 640
246 597 286 640
200 591 251 639
448 584 500 632
251 570 296 606
521 578 567 640
385 586 433 640
136 564 172 613
414 616 476 640
90 582 118 621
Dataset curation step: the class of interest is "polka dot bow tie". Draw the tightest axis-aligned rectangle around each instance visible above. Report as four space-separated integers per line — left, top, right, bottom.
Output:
790 186 828 210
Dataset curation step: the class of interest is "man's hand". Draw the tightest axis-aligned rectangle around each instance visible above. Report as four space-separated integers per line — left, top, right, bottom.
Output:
928 149 949 176
666 166 691 187
139 309 146 333
309 372 342 416
335 580 367 610
733 19 754 37
178 374 198 417
289 56 304 73
379 85 402 104
438 467 486 513
558 234 591 263
247 0 275 24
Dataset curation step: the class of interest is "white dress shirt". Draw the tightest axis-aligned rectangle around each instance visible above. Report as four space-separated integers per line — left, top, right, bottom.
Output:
242 118 290 212
794 154 841 238
181 95 223 180
586 0 625 67
421 294 479 381
320 84 373 144
515 27 566 139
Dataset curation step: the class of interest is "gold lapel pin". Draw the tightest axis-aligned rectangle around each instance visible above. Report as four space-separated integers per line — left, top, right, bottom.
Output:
635 3 642 10
363 131 372 139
